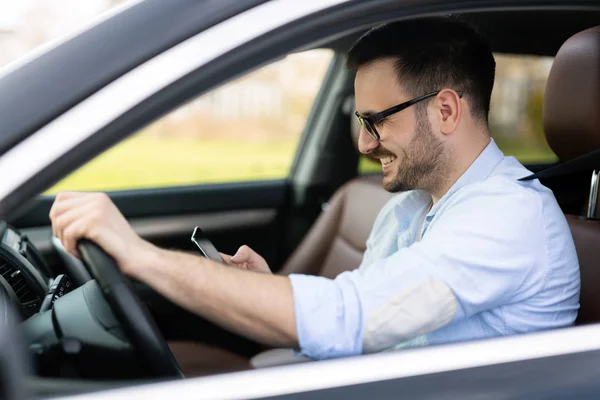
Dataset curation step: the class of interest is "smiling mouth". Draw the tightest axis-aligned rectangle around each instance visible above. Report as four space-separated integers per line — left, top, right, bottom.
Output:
380 155 397 166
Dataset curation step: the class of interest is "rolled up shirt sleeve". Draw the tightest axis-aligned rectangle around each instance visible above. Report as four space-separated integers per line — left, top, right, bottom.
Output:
289 274 363 359
289 179 547 360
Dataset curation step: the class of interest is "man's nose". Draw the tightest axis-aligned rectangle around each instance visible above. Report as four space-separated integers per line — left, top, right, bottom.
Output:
357 127 379 155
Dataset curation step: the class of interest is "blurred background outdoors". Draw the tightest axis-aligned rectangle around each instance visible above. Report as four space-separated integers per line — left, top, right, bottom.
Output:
0 0 556 193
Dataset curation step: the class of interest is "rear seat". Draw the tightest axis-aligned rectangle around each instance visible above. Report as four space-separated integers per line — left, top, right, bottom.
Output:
542 26 600 325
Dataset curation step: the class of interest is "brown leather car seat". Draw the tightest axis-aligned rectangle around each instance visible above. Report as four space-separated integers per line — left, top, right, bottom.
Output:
543 26 600 325
169 117 393 376
278 176 393 278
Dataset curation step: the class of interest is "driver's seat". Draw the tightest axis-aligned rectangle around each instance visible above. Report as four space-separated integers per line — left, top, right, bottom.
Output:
277 176 392 278
541 25 600 325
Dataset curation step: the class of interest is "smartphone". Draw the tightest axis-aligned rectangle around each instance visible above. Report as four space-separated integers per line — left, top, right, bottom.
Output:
190 226 224 263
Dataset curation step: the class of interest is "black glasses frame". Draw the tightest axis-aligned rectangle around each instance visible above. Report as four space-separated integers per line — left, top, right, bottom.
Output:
354 90 463 141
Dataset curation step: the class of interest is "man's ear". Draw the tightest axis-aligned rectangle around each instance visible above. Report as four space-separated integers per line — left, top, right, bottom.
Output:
434 89 462 135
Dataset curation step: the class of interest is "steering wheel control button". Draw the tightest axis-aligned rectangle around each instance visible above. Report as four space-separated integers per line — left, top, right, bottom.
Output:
39 274 72 312
39 294 54 313
26 300 40 314
61 337 83 355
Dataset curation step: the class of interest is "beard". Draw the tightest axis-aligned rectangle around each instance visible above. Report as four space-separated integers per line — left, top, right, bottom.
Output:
374 110 446 193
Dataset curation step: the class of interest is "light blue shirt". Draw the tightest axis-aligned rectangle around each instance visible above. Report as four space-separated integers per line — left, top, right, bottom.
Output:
289 139 580 360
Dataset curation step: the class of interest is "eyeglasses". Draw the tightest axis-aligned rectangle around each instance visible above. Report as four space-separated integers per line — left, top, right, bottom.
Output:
354 90 463 141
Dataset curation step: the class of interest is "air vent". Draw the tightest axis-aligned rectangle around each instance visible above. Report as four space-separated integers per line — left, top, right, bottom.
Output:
0 262 37 304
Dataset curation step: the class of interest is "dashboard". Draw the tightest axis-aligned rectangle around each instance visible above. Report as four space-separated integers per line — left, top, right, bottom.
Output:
3 220 218 380
0 222 54 318
7 220 230 380
8 223 143 379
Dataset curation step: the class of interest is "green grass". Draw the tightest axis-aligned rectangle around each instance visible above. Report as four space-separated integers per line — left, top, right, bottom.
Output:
358 157 382 174
46 136 299 194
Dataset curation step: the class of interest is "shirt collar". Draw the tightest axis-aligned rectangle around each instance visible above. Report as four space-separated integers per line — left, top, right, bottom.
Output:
426 138 504 219
392 138 504 230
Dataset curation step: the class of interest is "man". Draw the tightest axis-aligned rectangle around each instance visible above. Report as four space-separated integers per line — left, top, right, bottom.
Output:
50 18 580 360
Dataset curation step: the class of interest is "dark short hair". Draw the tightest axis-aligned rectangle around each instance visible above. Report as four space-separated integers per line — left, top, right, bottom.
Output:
347 17 495 123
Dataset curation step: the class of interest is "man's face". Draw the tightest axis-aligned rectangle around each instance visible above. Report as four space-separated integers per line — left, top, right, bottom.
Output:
354 58 446 193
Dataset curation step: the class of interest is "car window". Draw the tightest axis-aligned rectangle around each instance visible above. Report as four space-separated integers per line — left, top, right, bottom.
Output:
359 53 557 174
45 49 334 194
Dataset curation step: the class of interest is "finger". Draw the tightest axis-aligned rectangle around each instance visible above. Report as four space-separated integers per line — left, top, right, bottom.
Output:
50 191 88 214
60 204 106 259
53 191 86 202
60 218 92 258
50 193 94 226
50 192 109 238
230 245 253 263
247 253 267 269
220 252 233 264
51 191 106 216
52 199 95 235
230 262 251 270
53 202 97 244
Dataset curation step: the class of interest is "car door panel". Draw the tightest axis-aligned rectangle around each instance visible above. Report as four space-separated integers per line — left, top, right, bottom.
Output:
12 179 289 274
12 179 289 352
259 349 600 400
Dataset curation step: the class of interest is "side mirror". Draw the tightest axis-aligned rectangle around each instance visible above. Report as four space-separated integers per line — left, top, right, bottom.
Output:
0 285 30 400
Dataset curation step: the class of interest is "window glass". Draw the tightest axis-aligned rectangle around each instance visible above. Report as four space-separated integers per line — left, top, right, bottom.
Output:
46 49 334 194
358 53 557 175
489 54 556 164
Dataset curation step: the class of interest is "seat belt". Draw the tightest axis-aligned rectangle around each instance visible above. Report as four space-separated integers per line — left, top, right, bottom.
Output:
519 148 600 219
519 148 600 181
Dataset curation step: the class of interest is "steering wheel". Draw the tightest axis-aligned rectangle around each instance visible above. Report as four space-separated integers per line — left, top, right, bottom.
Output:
77 239 183 379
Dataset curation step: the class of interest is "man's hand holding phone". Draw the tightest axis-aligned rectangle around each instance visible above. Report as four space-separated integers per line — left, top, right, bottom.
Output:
220 245 272 274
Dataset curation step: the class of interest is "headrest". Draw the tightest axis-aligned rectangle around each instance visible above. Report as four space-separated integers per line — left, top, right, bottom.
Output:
544 26 600 161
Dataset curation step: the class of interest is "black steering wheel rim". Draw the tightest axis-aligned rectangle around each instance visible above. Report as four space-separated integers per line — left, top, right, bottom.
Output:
77 239 183 379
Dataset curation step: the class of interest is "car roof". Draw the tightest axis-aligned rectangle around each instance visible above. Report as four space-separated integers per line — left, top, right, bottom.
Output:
326 9 600 56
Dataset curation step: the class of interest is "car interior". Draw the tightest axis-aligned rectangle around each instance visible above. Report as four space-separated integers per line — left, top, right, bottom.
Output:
2 5 600 392
166 12 600 376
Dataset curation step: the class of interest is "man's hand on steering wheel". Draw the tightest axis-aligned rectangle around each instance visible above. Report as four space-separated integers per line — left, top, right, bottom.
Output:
50 192 186 378
50 191 298 353
49 191 155 278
